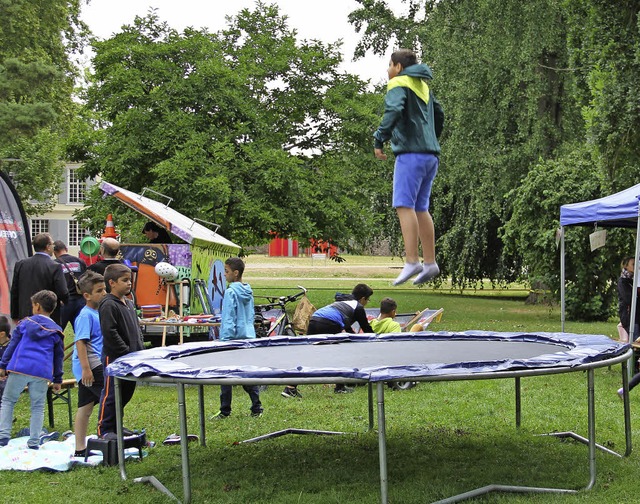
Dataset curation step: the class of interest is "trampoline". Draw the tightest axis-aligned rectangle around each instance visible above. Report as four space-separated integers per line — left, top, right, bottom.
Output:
108 331 633 503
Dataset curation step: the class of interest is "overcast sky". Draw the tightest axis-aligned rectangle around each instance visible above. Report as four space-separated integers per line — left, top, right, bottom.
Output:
80 0 406 84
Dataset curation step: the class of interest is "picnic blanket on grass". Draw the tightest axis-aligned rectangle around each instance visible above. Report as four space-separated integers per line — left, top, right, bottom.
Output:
0 435 146 471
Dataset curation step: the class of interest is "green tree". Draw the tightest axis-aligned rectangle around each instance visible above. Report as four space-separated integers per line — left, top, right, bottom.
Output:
563 0 640 190
351 0 584 288
502 145 631 321
79 4 382 249
0 0 88 214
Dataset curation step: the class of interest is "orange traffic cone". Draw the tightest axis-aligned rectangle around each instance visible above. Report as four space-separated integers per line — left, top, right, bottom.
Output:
102 214 118 239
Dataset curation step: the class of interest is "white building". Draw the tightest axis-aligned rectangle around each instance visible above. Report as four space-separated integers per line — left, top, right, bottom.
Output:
29 162 96 255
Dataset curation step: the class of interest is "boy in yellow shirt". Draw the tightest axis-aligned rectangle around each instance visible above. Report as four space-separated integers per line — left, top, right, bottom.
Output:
370 298 402 334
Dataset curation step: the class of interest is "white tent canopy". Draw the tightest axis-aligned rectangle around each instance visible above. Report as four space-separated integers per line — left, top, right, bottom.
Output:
100 181 240 252
559 184 640 339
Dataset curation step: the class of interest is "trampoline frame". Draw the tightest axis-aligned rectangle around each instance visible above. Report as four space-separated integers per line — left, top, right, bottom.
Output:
111 341 633 504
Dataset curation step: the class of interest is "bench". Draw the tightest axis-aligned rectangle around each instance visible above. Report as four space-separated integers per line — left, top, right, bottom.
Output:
311 253 327 265
46 379 76 429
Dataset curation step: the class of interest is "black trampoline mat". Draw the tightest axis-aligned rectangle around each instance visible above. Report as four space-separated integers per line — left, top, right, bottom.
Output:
175 340 570 371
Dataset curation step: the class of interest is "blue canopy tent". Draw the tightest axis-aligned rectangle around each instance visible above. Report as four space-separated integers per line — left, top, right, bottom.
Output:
559 183 640 341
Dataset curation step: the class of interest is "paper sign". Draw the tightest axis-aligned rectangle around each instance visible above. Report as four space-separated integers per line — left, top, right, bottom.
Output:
555 228 562 248
589 229 607 251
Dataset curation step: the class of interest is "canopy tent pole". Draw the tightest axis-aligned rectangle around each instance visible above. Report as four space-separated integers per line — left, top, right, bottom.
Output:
629 208 640 344
560 226 565 332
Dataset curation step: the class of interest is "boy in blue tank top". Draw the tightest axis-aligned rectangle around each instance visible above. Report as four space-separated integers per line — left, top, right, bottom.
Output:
72 270 107 457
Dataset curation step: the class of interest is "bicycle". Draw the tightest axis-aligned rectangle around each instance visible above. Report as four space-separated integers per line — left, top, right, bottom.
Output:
253 285 308 338
252 286 308 391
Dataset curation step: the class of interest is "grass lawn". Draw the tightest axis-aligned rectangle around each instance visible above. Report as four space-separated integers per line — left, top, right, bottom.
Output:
3 255 637 503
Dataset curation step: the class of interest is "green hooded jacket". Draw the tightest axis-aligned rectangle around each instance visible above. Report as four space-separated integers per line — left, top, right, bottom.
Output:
373 63 444 155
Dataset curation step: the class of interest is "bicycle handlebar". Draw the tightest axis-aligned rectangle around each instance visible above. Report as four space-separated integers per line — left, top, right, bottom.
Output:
254 286 307 310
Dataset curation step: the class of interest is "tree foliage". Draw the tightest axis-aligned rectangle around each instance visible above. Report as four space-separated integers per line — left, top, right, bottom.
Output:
350 0 640 319
0 0 88 214
79 4 384 249
351 0 584 288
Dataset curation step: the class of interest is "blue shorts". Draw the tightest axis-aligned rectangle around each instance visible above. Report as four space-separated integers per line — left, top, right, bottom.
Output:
392 153 439 211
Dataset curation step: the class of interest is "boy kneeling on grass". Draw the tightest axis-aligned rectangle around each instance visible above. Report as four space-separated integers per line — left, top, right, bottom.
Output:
72 270 107 457
0 290 64 449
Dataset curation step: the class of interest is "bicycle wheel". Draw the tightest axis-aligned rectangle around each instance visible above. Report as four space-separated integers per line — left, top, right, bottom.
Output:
391 381 418 391
282 326 296 337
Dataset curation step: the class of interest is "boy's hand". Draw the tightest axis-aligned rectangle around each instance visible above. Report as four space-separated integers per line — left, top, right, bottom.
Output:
0 369 5 379
374 148 387 160
81 368 95 387
52 383 61 393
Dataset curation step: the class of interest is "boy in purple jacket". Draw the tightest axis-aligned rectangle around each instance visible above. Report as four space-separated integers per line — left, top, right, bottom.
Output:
0 290 64 449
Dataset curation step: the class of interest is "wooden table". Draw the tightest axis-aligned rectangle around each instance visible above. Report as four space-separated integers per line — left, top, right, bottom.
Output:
139 320 220 346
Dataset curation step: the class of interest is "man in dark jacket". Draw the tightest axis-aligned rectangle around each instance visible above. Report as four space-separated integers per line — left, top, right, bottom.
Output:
10 233 69 326
53 240 87 331
87 238 122 276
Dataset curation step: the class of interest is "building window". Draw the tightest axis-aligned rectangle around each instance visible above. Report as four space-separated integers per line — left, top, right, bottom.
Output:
30 219 49 237
68 220 88 247
67 167 87 204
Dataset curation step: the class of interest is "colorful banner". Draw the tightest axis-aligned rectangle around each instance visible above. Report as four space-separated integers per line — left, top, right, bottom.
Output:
0 171 31 318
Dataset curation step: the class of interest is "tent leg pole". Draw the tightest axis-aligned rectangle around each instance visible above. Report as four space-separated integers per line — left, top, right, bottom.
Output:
560 226 565 332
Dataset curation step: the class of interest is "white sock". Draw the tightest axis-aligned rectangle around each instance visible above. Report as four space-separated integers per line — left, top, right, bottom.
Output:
393 262 423 286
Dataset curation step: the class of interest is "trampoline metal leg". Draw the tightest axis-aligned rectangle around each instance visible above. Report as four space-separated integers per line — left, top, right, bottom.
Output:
433 368 605 503
431 484 576 504
515 377 521 428
621 360 632 457
377 382 388 504
368 383 374 431
198 384 206 447
585 369 596 490
115 377 127 481
178 383 192 503
133 476 180 502
118 379 180 503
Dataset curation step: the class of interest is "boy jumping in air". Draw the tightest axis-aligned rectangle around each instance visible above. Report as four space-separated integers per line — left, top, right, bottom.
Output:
374 49 445 286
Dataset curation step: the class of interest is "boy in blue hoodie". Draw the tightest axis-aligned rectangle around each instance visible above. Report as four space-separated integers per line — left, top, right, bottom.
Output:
0 290 64 449
213 257 262 419
373 49 445 286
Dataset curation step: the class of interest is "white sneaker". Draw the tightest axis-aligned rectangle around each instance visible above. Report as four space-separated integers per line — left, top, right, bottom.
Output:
413 263 440 285
393 262 423 286
617 387 624 400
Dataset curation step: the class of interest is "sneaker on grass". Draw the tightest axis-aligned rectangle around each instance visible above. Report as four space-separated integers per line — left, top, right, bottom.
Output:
281 386 302 399
39 431 60 445
211 411 230 420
